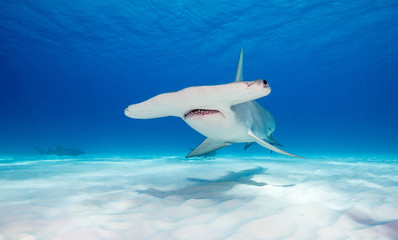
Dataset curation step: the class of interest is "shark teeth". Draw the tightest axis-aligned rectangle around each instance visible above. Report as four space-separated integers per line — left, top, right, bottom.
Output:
184 109 220 119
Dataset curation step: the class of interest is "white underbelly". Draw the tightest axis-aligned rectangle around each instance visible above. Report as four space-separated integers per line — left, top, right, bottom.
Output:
183 110 250 142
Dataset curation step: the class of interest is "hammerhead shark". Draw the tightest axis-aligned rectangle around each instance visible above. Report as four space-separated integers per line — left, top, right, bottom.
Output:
34 146 85 157
125 49 302 158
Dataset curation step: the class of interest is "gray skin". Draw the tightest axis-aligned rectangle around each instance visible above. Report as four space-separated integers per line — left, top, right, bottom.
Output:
231 101 276 143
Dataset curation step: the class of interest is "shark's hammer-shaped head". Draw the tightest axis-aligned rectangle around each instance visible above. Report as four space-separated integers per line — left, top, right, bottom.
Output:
124 79 270 119
182 79 269 121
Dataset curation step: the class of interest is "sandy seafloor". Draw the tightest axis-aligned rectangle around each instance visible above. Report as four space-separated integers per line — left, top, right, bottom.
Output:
0 155 397 240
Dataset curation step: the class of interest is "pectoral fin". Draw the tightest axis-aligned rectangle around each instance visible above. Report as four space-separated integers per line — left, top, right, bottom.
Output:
186 138 230 158
248 130 304 158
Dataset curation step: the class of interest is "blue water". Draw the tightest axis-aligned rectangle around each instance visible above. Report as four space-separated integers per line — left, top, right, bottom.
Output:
1 2 398 239
1 1 398 157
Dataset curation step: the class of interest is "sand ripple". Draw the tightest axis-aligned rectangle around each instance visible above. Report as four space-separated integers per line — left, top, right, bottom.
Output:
0 156 397 239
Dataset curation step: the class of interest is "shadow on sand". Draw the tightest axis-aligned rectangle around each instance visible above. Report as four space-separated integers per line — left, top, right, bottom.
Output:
137 167 294 200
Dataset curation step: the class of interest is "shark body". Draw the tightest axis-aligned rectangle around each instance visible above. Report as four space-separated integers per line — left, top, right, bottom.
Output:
34 146 85 157
125 49 302 158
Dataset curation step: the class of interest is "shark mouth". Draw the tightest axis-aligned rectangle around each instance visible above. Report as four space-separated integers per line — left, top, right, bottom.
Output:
184 109 221 119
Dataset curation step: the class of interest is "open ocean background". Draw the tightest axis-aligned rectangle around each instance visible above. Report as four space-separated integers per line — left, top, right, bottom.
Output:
1 0 397 157
1 1 398 239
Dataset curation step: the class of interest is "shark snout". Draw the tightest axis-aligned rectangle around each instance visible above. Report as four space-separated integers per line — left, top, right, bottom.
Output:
124 107 130 116
254 79 271 96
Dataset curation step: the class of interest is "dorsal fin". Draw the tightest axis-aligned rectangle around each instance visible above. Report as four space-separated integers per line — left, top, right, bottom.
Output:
234 48 244 82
